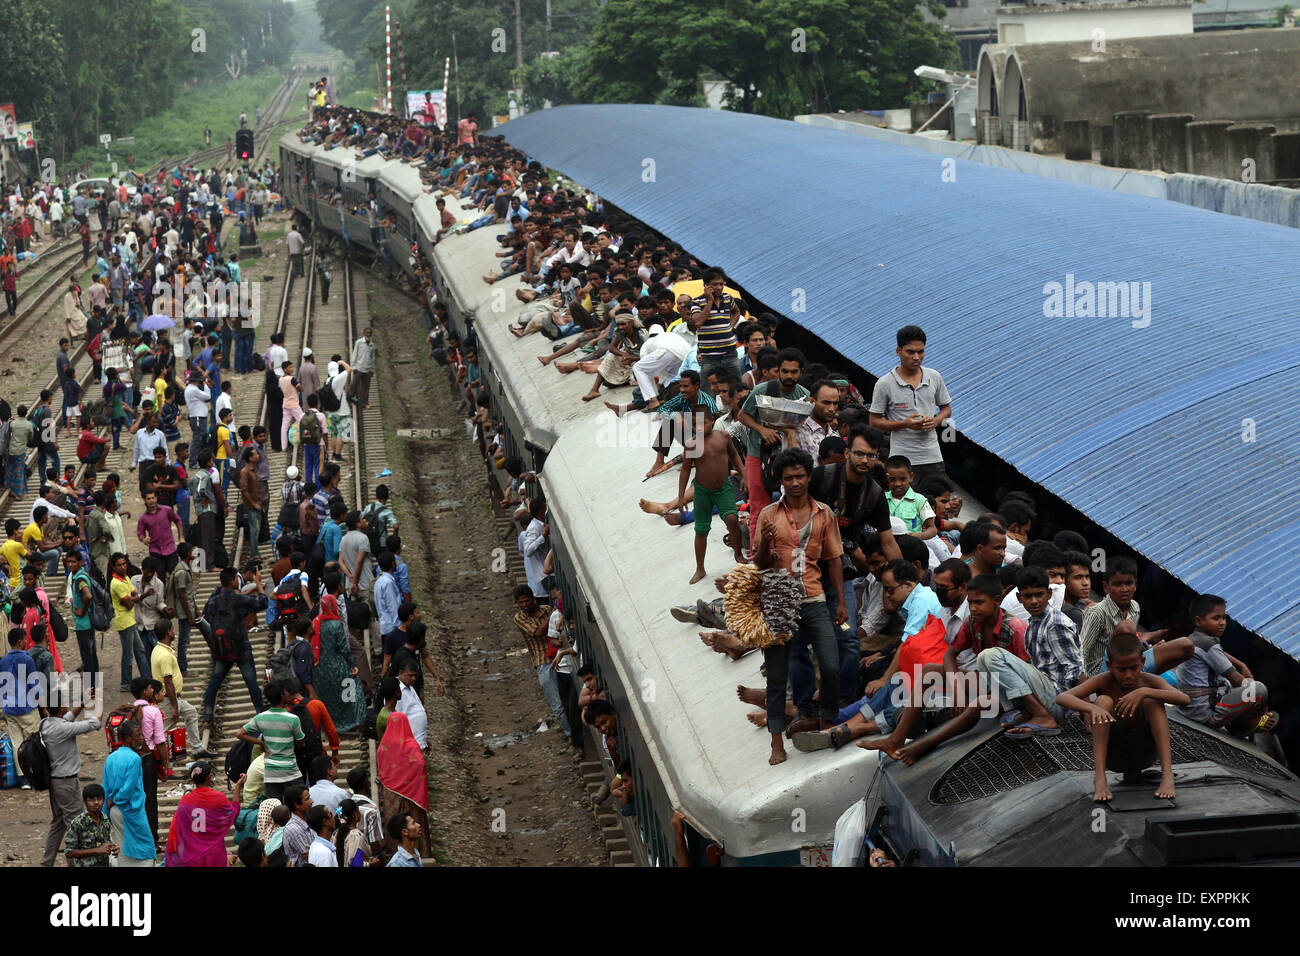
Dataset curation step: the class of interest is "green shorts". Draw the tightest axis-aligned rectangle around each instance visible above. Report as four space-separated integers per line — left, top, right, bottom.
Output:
693 479 738 534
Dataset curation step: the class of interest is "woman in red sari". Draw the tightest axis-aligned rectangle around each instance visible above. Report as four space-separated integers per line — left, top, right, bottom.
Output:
165 762 245 867
376 710 430 859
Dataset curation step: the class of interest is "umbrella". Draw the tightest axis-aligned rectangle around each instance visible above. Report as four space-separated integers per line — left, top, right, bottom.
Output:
140 313 176 332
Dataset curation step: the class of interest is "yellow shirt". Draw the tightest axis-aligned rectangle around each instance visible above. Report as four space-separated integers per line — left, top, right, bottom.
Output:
244 753 266 804
151 640 182 696
21 523 42 554
216 424 231 460
0 539 27 588
153 376 168 405
110 575 137 632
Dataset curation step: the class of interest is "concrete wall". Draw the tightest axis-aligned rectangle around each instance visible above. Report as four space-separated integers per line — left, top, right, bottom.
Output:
997 2 1193 44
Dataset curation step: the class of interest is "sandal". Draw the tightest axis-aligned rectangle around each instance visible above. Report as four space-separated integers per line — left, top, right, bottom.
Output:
1253 710 1280 734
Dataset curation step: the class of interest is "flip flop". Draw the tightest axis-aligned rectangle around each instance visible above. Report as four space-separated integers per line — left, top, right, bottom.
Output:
1253 710 1280 734
1006 722 1061 738
791 731 834 753
999 709 1023 727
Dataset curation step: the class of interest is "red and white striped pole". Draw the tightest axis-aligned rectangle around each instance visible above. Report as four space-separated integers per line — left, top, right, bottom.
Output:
443 57 451 127
385 5 392 113
396 19 407 117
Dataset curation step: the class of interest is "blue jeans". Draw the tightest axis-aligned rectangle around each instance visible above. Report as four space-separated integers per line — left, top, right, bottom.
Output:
176 489 190 530
837 676 901 733
176 617 211 674
536 663 572 738
822 572 859 706
220 459 232 495
787 600 843 723
202 639 265 723
243 507 262 558
303 444 320 486
37 444 60 484
118 625 150 688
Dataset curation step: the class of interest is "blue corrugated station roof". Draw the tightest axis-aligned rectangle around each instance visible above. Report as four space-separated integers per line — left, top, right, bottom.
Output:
497 104 1300 660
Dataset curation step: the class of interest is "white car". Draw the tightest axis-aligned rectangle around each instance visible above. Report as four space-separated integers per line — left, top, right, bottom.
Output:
71 177 139 200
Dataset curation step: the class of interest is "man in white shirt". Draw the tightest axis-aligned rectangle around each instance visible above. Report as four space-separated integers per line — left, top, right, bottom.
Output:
395 661 428 750
307 754 349 812
264 332 289 376
183 371 212 468
286 225 305 276
348 328 377 409
130 416 167 472
518 500 549 600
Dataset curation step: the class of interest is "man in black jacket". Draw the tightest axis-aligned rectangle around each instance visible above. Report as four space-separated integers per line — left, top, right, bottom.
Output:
200 565 269 732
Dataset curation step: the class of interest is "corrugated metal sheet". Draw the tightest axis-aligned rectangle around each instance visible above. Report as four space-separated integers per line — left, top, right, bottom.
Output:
499 104 1300 659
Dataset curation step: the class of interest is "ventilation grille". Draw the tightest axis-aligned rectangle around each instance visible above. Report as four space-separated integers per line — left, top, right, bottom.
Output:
931 715 1288 806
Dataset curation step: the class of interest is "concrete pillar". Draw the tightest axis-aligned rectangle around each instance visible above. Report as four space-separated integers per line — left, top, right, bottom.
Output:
1034 114 1057 152
1099 125 1116 167
1186 120 1236 179
982 114 1001 145
1226 123 1277 184
911 102 941 132
1063 120 1091 161
1272 131 1300 180
1114 110 1154 169
1147 113 1194 173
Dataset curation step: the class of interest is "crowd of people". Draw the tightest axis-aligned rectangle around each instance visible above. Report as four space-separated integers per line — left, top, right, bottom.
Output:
0 111 446 865
389 112 1286 855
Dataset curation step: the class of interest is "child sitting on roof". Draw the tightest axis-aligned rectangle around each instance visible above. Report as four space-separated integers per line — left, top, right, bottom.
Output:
1176 594 1278 737
1057 630 1190 802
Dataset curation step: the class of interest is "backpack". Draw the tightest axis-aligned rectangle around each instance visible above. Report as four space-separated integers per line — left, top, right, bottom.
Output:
318 376 341 412
298 409 322 446
266 645 302 693
196 422 220 458
84 573 112 632
362 501 390 556
16 719 52 791
290 700 323 779
233 799 263 843
274 572 309 626
252 352 266 372
225 733 257 784
202 590 244 662
290 638 314 688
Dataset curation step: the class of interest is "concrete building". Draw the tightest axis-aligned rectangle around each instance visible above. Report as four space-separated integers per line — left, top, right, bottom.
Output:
996 0 1193 43
980 27 1300 155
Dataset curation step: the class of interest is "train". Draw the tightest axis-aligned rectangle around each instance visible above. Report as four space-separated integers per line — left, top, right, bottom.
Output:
279 129 1300 867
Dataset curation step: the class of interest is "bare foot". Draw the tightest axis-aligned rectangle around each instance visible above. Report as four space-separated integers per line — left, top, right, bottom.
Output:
537 355 552 366
645 459 676 479
581 391 600 402
700 630 746 661
1093 775 1113 802
689 567 706 585
1155 773 1176 800
857 735 902 753
509 326 525 338
769 739 787 766
661 512 683 527
737 685 765 708
555 362 579 374
890 742 921 766
639 498 669 516
644 399 661 412
746 710 767 728
603 401 625 418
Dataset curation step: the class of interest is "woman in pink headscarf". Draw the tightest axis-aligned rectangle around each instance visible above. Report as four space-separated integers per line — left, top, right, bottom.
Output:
165 762 244 866
376 710 430 859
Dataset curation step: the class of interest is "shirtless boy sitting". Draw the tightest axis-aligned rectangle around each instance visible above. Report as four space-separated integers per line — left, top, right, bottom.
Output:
1057 630 1190 802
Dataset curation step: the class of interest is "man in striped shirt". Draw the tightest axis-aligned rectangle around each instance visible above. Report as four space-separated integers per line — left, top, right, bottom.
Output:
690 268 742 383
237 680 305 800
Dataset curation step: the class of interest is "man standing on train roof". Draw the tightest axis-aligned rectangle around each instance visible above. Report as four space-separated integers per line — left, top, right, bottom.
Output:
868 325 952 484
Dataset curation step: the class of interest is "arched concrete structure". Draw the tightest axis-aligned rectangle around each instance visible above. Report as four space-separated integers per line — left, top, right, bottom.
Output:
976 44 1010 145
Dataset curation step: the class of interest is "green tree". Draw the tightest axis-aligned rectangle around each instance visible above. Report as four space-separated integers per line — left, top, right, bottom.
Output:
576 0 958 117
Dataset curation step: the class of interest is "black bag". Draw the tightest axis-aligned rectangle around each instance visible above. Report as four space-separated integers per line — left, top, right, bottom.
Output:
290 700 323 779
759 439 784 493
318 376 341 412
266 645 301 692
202 591 244 662
362 704 380 741
17 720 52 791
252 352 266 372
225 734 257 784
345 594 371 630
48 609 68 643
273 573 309 626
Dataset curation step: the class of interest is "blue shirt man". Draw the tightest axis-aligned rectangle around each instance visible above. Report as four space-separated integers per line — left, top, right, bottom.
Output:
0 646 39 715
319 517 343 564
374 566 400 635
